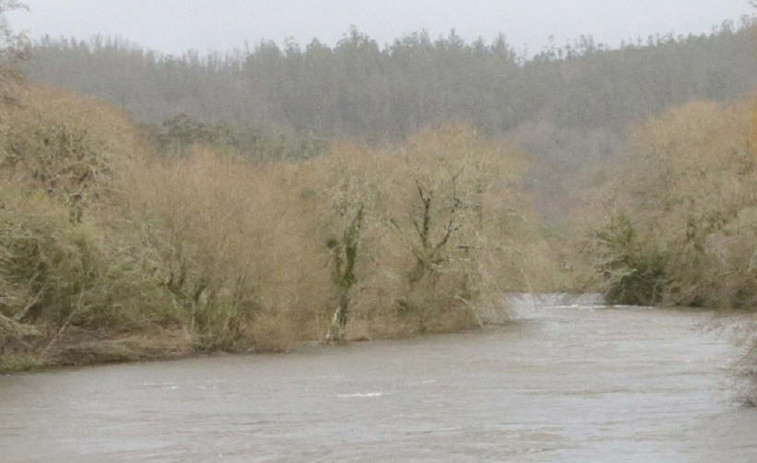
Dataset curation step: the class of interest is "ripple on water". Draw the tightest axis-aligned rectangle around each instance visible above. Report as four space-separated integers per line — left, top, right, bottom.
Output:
0 300 753 462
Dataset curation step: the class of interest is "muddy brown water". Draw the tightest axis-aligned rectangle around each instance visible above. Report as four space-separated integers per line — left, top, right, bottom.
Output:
2 295 757 462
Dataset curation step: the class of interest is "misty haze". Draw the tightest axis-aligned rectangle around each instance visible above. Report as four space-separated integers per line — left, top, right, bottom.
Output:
2 1 757 462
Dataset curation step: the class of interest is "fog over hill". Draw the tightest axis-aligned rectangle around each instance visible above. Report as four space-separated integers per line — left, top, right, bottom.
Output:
8 0 755 56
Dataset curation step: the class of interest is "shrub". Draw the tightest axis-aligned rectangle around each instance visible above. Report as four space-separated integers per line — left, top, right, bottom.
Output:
592 212 667 305
122 148 332 350
582 98 757 308
0 185 100 326
1 84 540 367
0 183 177 364
304 124 534 336
0 84 148 219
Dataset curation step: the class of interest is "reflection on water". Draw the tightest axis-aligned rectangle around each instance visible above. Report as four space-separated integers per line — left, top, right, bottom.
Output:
2 295 756 462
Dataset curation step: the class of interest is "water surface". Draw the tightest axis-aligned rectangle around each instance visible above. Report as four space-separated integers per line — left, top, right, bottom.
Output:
2 295 756 462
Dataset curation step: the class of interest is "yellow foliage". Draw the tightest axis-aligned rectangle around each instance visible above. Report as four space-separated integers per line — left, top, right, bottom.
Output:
303 124 534 335
122 148 332 349
584 97 757 308
0 84 149 219
1 85 541 366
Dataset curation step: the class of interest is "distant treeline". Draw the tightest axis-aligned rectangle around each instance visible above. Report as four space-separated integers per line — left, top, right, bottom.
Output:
22 20 757 143
20 21 757 218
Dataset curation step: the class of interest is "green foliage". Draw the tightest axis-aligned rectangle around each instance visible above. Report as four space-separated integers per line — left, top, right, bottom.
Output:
0 352 36 371
308 124 534 336
324 205 364 341
593 213 633 304
328 205 363 292
150 113 326 161
0 86 185 368
0 188 96 322
608 259 667 307
0 185 177 333
583 97 757 309
236 127 326 161
593 213 668 306
153 113 237 156
19 22 757 139
595 213 666 306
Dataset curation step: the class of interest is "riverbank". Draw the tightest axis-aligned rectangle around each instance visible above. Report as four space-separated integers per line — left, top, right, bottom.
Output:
1 84 553 373
0 315 486 373
0 294 659 373
3 303 751 462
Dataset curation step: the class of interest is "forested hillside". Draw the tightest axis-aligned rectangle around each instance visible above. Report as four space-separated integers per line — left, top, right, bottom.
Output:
21 20 757 216
23 21 757 141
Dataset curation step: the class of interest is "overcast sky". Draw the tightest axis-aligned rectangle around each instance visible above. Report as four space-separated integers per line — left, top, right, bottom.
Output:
7 0 756 55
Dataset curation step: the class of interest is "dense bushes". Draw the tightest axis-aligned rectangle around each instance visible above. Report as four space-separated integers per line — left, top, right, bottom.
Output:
124 124 536 347
581 98 757 308
303 125 534 336
0 87 185 367
1 85 147 213
0 85 540 369
123 150 331 351
0 186 97 326
591 212 667 306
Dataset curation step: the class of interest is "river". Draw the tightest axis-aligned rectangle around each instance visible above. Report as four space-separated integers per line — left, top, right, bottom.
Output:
2 295 756 462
